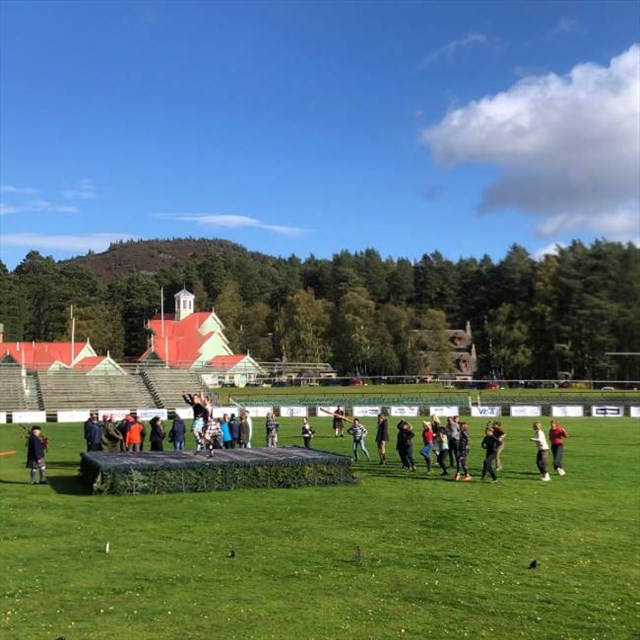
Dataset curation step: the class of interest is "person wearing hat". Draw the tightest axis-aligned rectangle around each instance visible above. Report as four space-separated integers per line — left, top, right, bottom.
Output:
26 426 47 484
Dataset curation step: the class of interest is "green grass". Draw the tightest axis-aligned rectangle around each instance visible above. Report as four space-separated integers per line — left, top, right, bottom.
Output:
1 416 639 639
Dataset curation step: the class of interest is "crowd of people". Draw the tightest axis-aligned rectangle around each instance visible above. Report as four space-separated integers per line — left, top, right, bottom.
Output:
333 411 568 483
23 393 569 485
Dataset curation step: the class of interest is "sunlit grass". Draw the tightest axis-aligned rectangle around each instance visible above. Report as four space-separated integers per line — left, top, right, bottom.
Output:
1 416 639 639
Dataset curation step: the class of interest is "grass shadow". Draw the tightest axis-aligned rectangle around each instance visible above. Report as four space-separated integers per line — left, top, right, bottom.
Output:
47 474 92 496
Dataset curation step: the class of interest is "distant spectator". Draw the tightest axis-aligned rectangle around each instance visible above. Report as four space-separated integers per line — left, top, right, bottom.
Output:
419 420 433 473
266 412 279 447
456 422 472 481
149 416 166 452
301 417 315 449
239 411 251 448
333 406 345 438
348 418 371 462
480 426 500 483
168 416 186 451
531 421 551 482
26 425 47 485
375 413 389 465
125 415 145 453
492 421 506 471
228 413 240 449
220 413 232 449
397 422 416 472
242 409 253 448
436 428 449 477
84 412 103 452
101 414 123 453
549 420 568 476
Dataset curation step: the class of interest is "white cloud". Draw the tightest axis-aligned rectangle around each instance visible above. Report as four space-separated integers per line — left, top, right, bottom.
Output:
421 45 640 244
0 200 80 214
156 213 309 237
62 179 96 200
0 232 136 253
0 184 38 195
421 33 488 66
550 18 580 36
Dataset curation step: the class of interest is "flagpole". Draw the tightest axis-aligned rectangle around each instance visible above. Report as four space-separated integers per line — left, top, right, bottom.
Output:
160 287 165 338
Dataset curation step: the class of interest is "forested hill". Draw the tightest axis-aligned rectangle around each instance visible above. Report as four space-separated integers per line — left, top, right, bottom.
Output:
1 238 639 380
62 238 258 283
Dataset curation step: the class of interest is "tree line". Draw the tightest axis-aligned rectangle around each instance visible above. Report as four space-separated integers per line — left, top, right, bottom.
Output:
1 239 638 380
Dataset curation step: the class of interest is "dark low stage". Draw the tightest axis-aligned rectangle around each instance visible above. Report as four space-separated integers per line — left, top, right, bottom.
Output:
80 447 355 495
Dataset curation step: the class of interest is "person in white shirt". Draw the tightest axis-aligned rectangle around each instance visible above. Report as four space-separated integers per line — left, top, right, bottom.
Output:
530 422 551 482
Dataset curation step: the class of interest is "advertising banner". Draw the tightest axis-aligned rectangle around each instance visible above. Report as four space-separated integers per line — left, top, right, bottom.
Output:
470 406 501 418
57 410 91 423
279 406 308 418
352 406 381 418
551 406 584 417
389 406 419 417
630 407 640 418
429 406 459 418
0 412 6 424
12 411 46 423
136 409 169 421
591 406 624 417
510 405 542 417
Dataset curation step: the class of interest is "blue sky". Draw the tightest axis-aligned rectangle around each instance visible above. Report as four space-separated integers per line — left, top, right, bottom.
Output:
1 0 639 270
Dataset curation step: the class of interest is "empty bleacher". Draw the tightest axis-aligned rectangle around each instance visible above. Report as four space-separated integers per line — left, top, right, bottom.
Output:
0 365 42 411
141 368 211 410
37 370 156 411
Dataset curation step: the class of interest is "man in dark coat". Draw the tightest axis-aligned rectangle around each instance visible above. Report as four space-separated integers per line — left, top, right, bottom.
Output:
26 425 47 484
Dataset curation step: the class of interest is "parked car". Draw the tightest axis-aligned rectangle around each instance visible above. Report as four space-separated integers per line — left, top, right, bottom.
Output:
486 381 500 390
558 381 572 389
349 378 364 386
601 386 615 391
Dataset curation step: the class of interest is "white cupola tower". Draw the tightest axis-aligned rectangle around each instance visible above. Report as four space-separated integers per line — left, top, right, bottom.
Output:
174 288 195 321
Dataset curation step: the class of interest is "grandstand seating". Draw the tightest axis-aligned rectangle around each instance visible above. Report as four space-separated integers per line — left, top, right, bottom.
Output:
37 370 156 411
141 368 211 410
0 365 41 411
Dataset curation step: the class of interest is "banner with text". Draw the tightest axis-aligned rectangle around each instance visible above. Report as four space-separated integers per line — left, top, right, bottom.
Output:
510 405 542 417
389 406 419 417
279 406 308 418
429 406 459 418
470 406 501 418
551 406 584 418
137 409 169 421
352 406 381 418
591 406 624 417
57 410 91 423
12 411 47 424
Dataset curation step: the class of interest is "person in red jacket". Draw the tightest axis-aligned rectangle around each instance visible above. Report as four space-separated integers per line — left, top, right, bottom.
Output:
548 419 568 476
124 416 145 453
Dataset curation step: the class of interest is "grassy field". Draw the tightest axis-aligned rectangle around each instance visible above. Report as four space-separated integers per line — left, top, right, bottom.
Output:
1 415 639 639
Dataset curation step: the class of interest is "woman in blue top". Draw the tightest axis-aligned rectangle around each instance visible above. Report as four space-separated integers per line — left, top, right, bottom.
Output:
220 414 232 449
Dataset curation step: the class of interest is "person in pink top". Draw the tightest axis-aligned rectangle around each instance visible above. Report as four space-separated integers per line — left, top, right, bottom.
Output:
548 419 569 476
